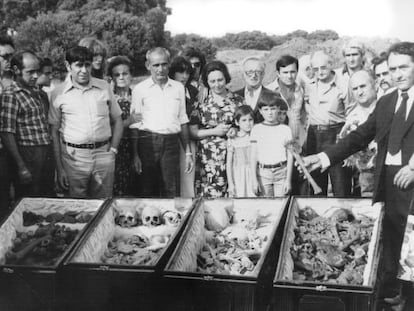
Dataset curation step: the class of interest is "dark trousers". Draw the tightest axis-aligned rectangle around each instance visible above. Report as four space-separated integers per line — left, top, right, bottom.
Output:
138 131 180 198
12 145 51 199
307 124 352 196
0 149 11 220
381 165 414 297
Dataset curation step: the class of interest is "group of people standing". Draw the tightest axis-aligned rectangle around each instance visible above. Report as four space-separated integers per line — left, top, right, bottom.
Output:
1 33 414 308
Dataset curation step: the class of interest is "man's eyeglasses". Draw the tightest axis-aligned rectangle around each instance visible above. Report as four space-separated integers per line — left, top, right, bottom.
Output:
191 62 201 68
245 70 263 76
0 53 13 61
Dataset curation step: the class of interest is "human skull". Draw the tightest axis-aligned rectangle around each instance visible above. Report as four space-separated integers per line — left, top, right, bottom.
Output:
141 206 161 227
162 210 182 226
227 226 250 249
115 208 139 228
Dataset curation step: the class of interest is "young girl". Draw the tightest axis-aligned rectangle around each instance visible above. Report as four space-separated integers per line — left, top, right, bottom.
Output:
226 105 255 197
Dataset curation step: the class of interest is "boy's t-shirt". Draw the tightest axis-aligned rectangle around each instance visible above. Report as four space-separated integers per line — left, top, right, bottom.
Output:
250 123 292 165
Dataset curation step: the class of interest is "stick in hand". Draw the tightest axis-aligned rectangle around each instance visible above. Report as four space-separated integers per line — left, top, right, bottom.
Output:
285 139 322 195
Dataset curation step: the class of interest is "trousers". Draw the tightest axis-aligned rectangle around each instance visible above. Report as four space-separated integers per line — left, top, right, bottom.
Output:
138 131 180 198
61 142 115 198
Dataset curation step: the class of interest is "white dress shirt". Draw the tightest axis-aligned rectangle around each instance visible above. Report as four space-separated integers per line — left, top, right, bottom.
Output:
130 77 188 134
244 86 262 110
385 87 414 165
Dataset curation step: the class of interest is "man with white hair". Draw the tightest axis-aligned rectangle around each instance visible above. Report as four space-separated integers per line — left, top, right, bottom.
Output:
130 47 193 197
235 56 279 123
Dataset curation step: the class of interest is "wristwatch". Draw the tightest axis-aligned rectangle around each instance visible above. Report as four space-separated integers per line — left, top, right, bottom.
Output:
110 147 118 154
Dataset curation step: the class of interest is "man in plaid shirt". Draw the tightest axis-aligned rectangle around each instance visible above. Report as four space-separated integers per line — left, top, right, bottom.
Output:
0 51 52 199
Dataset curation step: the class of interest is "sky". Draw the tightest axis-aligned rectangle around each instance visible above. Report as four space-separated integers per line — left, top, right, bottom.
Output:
165 0 414 41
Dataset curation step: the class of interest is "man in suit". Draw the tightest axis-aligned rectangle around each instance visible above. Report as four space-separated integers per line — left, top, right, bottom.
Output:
235 56 279 123
301 42 414 307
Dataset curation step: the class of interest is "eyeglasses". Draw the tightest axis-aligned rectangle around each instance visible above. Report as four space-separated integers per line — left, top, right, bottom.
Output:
191 62 201 68
312 66 329 73
0 53 13 60
245 70 263 76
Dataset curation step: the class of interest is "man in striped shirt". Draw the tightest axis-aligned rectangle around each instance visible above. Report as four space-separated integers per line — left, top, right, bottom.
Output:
0 51 52 199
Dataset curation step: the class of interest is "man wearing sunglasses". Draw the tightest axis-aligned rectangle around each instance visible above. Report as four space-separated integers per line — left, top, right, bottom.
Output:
0 35 15 90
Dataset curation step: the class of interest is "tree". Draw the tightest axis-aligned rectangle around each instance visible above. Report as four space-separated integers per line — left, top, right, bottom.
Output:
308 30 339 42
170 33 217 61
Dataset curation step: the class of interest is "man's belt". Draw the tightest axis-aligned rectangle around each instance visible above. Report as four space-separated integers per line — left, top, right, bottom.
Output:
138 130 178 138
63 140 109 149
309 123 344 131
259 161 287 169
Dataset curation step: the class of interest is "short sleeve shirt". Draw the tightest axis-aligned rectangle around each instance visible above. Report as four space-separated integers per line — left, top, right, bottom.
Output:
250 123 292 164
49 77 122 144
129 77 188 134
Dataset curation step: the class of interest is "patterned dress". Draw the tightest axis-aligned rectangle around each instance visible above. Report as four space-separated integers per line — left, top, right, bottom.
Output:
190 90 243 197
113 89 133 196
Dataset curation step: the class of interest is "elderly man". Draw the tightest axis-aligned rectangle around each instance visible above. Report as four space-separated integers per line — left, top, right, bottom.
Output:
0 51 51 202
130 47 193 197
49 46 123 198
302 42 414 309
372 53 396 98
235 56 278 123
304 51 351 196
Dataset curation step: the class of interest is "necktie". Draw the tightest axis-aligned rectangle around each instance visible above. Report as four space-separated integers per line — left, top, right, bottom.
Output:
388 92 409 155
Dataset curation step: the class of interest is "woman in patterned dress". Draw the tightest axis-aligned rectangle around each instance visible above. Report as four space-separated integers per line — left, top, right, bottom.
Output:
189 61 243 197
108 56 134 195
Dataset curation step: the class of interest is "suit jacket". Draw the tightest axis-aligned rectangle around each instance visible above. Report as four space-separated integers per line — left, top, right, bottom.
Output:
324 89 414 206
235 86 280 123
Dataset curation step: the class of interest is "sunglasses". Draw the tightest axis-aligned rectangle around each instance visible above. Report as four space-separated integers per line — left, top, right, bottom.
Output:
191 62 201 68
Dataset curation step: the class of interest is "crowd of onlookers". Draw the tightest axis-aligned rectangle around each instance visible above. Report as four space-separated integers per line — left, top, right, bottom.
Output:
2 32 414 309
0 36 398 212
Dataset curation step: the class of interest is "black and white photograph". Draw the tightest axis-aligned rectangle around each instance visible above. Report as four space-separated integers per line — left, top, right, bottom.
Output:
0 0 414 310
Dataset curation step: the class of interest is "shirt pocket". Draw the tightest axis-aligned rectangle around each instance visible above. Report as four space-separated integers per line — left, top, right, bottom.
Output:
96 99 109 116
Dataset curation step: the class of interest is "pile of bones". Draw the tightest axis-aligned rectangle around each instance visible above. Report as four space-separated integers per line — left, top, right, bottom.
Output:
102 204 183 265
5 211 92 266
290 205 375 285
197 204 271 276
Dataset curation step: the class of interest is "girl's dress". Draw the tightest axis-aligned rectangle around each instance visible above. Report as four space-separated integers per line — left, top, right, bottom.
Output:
190 90 243 198
113 89 134 196
227 134 255 197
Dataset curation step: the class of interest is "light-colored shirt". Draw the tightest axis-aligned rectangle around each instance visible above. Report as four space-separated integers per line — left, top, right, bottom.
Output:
266 79 306 144
250 123 292 165
130 77 188 134
305 72 348 126
244 86 262 110
385 87 414 165
49 76 122 144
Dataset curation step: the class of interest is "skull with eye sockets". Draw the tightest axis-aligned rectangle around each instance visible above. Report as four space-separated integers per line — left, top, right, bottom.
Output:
115 208 139 228
141 206 162 227
162 210 182 226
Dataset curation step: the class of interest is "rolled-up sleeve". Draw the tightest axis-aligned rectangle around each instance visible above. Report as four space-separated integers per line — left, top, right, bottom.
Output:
108 85 122 120
129 84 143 129
178 84 189 124
48 91 62 126
0 93 18 134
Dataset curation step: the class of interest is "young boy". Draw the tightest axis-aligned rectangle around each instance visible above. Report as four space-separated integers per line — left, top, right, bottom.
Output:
250 93 293 197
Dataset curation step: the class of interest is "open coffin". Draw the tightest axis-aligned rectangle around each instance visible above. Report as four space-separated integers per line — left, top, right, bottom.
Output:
272 197 384 311
163 197 288 311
